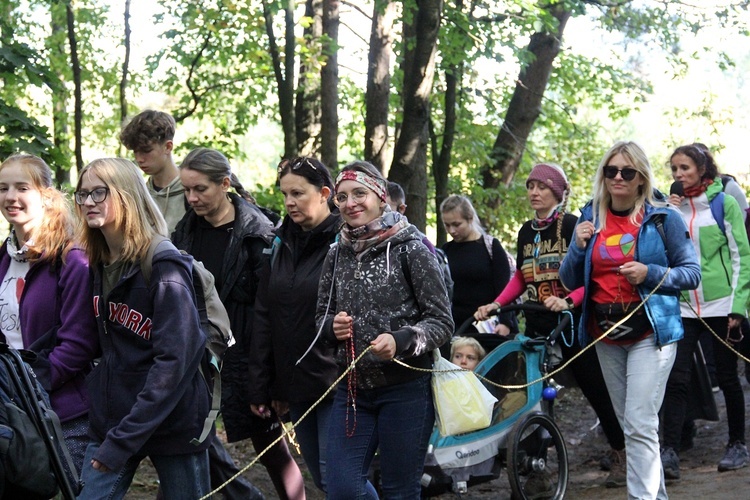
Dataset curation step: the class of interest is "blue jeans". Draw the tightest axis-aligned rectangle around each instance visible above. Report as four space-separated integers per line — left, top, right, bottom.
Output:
326 374 434 500
77 441 210 500
596 337 676 500
290 398 333 492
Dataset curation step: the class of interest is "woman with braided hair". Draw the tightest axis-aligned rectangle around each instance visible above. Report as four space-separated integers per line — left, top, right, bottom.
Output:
475 163 627 488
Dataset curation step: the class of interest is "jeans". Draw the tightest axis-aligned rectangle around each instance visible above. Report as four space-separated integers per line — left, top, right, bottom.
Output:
596 337 676 500
326 374 434 499
290 398 333 492
77 441 210 500
663 317 745 448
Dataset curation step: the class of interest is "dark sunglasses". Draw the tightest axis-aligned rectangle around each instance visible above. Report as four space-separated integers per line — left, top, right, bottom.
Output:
277 157 318 176
603 166 638 181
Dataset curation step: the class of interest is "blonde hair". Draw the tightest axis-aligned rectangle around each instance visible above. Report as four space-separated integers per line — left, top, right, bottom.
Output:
75 158 168 266
450 336 486 361
440 195 484 235
592 141 663 230
0 154 74 265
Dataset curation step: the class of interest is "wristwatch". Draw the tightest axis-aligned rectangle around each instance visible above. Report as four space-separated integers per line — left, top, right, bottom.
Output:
564 297 575 310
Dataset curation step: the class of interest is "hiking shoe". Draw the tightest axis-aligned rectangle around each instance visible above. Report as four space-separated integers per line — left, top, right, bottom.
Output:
599 448 620 471
523 471 555 499
604 449 626 488
661 447 680 480
718 441 749 472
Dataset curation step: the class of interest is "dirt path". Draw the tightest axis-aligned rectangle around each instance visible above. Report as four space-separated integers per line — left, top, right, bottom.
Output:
128 367 750 499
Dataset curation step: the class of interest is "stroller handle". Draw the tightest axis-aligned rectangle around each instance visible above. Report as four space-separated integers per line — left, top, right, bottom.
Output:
456 302 572 344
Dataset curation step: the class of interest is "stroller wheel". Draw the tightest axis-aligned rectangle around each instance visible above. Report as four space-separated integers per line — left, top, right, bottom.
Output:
506 411 568 500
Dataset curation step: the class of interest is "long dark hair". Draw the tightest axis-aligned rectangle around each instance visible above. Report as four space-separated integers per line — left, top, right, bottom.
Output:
670 143 719 181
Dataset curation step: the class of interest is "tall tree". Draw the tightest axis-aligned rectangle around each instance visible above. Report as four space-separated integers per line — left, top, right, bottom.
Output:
480 4 571 203
320 0 339 169
65 0 83 171
364 0 396 171
264 0 297 158
296 0 323 156
120 0 131 128
48 0 71 183
389 0 442 231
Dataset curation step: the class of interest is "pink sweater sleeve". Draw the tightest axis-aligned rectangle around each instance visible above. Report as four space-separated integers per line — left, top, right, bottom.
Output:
566 287 585 307
495 271 525 306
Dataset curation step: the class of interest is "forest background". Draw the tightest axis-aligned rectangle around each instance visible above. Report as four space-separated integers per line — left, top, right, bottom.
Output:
2 0 749 252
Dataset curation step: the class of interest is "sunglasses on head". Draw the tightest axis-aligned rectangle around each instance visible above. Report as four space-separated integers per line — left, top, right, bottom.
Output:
603 166 638 181
277 157 318 175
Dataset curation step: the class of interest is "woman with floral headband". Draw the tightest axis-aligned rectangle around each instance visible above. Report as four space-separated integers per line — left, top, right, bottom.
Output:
316 161 453 498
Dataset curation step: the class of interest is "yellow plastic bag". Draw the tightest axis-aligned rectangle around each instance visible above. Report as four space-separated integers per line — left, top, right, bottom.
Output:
432 351 498 437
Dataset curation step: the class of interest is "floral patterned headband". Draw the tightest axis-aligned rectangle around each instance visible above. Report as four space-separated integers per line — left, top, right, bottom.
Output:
334 169 387 202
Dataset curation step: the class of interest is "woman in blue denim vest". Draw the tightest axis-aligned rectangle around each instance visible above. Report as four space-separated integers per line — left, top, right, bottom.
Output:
560 141 700 499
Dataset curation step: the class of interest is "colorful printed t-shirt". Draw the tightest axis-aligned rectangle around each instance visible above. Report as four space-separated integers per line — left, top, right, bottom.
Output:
0 258 30 348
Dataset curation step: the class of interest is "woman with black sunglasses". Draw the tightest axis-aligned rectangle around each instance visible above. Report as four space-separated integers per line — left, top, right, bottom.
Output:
560 141 701 499
660 144 750 480
249 157 340 493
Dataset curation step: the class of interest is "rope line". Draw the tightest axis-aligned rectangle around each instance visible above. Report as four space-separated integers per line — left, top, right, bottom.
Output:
197 346 374 500
206 266 750 496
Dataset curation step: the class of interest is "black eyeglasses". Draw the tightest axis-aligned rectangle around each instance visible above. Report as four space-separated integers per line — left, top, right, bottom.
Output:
277 157 318 176
74 187 110 205
603 166 638 181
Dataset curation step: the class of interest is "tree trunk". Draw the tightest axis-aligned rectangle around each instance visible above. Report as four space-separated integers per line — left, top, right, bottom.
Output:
263 0 297 158
320 0 339 170
49 0 71 185
480 6 571 199
389 0 442 231
65 1 83 171
364 0 396 171
295 0 322 157
432 59 461 247
119 0 131 129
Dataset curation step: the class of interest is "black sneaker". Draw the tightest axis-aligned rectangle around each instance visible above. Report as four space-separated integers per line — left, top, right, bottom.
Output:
718 441 749 472
661 447 680 480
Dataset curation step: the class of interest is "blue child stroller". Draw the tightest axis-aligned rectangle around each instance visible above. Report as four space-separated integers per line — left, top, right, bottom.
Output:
422 303 570 499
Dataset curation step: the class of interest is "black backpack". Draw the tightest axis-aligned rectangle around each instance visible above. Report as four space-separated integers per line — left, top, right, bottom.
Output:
0 346 80 499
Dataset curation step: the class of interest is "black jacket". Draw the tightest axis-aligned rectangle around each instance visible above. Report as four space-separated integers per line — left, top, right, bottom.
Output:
249 212 341 404
172 193 275 442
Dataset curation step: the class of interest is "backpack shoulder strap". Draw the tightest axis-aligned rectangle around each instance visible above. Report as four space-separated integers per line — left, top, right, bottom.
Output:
140 236 173 286
653 213 668 255
482 234 494 259
262 235 283 269
709 192 726 235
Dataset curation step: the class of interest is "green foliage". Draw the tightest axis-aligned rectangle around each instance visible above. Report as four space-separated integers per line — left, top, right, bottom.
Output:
149 0 279 157
0 20 65 166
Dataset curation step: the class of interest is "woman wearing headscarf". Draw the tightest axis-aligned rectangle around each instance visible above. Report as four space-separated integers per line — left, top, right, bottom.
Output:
316 161 453 498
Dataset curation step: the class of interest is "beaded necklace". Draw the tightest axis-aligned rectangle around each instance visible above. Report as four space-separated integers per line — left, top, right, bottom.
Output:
531 208 560 260
345 323 357 438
